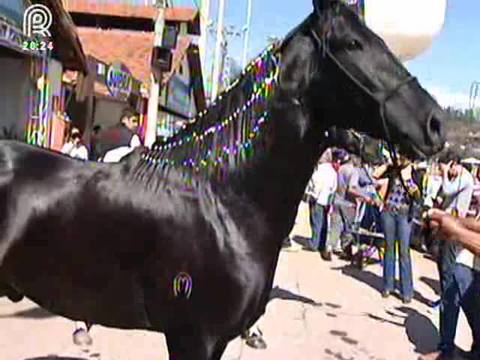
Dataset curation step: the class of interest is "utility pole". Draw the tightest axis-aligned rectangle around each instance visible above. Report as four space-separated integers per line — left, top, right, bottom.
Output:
211 0 226 101
145 0 167 148
470 81 480 121
199 0 211 71
242 0 252 67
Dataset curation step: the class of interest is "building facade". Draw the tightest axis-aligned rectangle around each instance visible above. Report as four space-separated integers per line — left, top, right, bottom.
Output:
0 0 87 149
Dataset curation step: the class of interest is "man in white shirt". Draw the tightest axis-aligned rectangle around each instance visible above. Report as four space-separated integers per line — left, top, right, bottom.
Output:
61 132 89 161
422 157 478 360
305 152 340 261
94 108 142 162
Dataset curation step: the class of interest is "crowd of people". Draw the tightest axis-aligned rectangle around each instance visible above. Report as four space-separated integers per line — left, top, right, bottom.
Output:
57 113 480 358
61 108 143 164
284 146 480 360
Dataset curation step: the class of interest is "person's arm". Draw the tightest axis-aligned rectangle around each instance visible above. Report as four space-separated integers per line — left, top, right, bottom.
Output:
60 143 71 155
347 170 367 202
373 164 389 180
456 178 474 218
79 146 89 161
399 164 421 200
426 209 480 256
453 226 480 257
130 134 141 148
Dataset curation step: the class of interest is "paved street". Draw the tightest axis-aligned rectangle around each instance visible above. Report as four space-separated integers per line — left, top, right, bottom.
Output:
0 202 472 360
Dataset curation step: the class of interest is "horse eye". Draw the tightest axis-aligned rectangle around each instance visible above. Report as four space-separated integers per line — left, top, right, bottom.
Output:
346 39 362 51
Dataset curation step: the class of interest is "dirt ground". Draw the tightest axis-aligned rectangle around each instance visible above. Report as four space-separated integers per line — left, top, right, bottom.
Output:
0 201 472 360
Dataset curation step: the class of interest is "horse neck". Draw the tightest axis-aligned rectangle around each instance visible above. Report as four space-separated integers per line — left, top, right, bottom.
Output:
221 33 329 239
225 101 323 240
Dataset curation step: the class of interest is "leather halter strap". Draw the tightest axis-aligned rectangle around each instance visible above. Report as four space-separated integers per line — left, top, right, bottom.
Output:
309 28 417 149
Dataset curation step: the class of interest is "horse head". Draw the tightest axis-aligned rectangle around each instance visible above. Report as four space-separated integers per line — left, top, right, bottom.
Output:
288 0 446 158
325 126 383 164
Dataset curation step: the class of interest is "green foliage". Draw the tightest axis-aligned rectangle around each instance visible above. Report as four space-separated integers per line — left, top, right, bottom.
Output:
444 106 478 123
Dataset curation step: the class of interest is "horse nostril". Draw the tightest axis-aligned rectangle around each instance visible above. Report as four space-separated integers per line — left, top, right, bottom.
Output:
427 112 444 145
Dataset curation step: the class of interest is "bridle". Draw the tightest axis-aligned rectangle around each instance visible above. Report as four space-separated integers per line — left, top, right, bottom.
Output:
310 26 426 205
309 27 418 166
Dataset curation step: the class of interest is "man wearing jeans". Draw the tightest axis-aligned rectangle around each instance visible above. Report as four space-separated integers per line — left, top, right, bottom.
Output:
422 158 475 360
305 152 341 260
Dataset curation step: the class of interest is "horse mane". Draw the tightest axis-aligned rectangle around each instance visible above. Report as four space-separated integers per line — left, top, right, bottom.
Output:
130 41 285 191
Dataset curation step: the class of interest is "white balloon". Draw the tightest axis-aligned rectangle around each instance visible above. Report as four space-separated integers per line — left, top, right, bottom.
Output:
365 0 447 61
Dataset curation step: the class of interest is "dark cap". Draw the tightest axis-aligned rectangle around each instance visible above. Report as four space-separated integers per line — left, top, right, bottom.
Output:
332 149 350 163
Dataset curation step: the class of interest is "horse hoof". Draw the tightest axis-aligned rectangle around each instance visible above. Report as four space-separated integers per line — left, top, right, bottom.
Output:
245 333 267 350
73 328 93 347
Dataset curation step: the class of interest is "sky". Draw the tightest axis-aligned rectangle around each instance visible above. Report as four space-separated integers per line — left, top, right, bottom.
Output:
172 0 479 109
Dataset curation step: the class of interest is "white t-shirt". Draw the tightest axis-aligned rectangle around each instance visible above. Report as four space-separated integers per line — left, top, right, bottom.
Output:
102 134 141 163
306 163 338 206
61 142 89 161
444 169 480 270
423 174 443 208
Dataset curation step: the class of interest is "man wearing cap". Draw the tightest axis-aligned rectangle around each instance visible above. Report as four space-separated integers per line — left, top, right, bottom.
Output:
332 150 365 258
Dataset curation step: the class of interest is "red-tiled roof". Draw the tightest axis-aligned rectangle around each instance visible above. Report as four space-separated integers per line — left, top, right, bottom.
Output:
66 0 156 19
164 7 198 23
77 27 154 84
65 1 198 23
75 27 193 94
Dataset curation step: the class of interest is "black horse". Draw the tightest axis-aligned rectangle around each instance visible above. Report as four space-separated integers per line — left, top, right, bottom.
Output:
325 126 384 163
0 1 444 359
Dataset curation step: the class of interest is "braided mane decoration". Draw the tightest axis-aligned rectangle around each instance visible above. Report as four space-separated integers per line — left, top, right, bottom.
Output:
133 43 281 187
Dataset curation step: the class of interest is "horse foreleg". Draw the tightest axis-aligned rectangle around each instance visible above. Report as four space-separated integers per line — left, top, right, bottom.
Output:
166 330 226 360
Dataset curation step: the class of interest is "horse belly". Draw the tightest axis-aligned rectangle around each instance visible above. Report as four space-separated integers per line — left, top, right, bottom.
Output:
2 218 153 330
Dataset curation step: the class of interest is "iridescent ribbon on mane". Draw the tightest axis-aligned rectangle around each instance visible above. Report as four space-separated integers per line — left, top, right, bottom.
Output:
135 42 281 188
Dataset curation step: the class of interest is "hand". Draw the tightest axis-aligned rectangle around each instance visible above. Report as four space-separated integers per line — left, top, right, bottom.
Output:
423 209 463 242
373 198 383 208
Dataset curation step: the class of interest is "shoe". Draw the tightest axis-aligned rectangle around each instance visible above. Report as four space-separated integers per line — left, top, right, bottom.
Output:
73 328 93 347
382 290 391 298
320 250 332 261
402 297 412 305
332 248 343 256
245 332 267 350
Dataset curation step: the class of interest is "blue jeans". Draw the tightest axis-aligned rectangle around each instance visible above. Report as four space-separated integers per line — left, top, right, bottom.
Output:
336 200 356 248
381 211 414 300
439 264 480 355
309 200 328 251
437 241 459 353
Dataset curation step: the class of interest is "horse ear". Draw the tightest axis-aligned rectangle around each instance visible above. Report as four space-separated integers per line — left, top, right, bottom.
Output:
312 0 339 16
